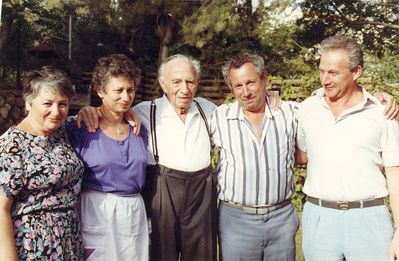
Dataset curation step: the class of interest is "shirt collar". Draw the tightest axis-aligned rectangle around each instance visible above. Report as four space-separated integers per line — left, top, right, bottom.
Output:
314 86 382 109
226 100 244 120
158 95 199 118
226 97 276 120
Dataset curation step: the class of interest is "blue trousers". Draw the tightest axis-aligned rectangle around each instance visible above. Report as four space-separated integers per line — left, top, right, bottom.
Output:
219 202 299 261
302 202 394 261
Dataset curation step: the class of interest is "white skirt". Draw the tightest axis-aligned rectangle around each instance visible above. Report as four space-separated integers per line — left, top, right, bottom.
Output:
80 189 149 261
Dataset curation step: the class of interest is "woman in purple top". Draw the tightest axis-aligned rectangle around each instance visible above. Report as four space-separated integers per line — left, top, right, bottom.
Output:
66 54 149 261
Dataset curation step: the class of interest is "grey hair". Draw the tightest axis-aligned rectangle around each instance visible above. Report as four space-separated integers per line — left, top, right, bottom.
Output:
320 34 364 70
221 53 267 84
158 54 201 80
23 66 75 104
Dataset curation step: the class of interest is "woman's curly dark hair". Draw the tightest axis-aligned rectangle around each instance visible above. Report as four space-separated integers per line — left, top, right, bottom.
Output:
91 53 141 92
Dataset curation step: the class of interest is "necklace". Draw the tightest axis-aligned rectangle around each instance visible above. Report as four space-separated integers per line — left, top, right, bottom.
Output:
117 124 123 135
99 107 125 135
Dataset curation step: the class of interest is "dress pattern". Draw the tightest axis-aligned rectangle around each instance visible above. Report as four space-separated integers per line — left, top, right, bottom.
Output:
0 127 84 260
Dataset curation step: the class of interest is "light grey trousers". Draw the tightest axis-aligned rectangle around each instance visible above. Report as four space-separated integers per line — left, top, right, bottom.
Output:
219 203 299 261
219 202 299 261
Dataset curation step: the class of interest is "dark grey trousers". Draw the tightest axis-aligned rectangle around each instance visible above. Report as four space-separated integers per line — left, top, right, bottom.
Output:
143 165 217 261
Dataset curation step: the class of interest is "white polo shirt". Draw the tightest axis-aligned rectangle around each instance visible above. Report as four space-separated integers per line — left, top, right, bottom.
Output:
297 88 399 201
134 95 216 171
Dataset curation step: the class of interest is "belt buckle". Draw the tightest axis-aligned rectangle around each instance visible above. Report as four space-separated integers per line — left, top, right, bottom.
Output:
243 206 272 215
337 201 349 210
256 207 270 215
242 206 257 214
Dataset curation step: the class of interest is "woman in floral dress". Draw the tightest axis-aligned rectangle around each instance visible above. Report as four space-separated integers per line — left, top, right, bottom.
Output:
0 66 84 260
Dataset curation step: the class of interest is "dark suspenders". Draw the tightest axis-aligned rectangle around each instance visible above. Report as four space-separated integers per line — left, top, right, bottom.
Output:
149 99 211 164
148 100 214 254
150 101 159 163
194 100 211 138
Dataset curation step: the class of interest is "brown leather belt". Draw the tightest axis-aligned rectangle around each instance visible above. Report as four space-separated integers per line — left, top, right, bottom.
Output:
307 196 385 210
221 199 291 215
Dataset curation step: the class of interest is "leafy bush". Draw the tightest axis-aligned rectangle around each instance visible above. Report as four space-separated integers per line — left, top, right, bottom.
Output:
364 49 399 84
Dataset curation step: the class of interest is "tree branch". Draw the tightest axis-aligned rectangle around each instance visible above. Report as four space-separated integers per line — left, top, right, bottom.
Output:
351 20 399 30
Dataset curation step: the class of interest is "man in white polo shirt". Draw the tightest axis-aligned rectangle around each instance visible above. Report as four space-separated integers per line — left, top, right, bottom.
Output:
77 51 399 261
296 34 399 260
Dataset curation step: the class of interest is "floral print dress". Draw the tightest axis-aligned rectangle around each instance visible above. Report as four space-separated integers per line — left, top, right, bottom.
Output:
0 127 84 260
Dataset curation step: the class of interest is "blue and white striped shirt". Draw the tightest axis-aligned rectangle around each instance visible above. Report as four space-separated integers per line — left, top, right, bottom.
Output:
211 99 299 206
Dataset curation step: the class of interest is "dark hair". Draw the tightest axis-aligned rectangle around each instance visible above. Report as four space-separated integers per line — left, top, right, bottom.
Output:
23 66 75 104
222 53 267 84
91 53 141 92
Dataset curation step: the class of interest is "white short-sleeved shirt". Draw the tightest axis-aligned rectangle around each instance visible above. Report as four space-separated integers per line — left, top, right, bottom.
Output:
297 88 399 201
134 95 216 171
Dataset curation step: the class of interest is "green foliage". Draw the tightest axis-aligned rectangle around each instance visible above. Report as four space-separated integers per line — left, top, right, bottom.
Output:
296 0 399 56
71 14 128 73
256 17 312 78
0 1 44 79
178 0 317 78
389 88 399 102
364 49 399 84
269 74 319 102
180 1 237 50
62 0 165 73
211 147 220 170
0 0 206 82
292 167 307 212
178 0 265 67
1 0 397 91
279 56 314 79
223 93 235 104
0 0 85 84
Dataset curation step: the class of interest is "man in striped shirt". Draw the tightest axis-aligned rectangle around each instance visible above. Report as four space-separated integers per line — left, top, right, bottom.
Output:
211 53 300 261
77 53 397 261
212 52 398 261
212 53 398 261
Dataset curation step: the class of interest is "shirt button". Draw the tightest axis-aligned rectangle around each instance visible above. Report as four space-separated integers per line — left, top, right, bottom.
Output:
119 142 124 145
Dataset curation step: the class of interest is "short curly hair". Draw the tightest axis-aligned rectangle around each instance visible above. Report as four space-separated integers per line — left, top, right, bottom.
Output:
91 53 141 92
221 53 267 84
23 66 75 105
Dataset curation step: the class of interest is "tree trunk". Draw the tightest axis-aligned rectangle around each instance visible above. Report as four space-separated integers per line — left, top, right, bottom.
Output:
245 0 252 17
0 19 14 57
16 24 22 89
160 24 172 62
